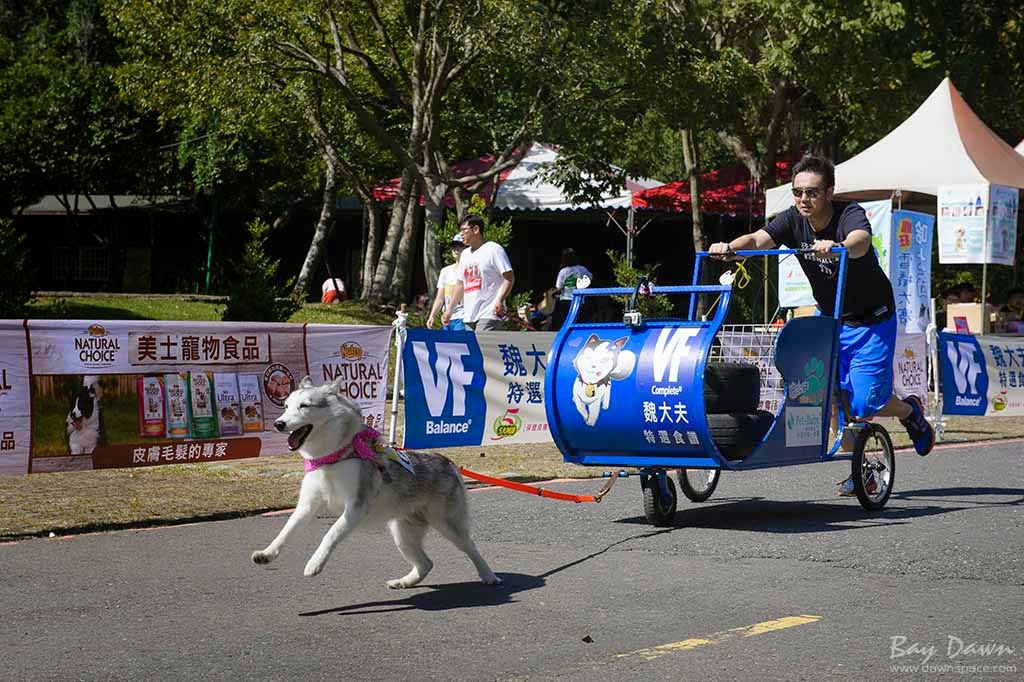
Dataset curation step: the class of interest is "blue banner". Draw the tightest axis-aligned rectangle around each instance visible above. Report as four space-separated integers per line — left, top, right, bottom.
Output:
891 210 934 334
937 331 988 415
402 329 487 447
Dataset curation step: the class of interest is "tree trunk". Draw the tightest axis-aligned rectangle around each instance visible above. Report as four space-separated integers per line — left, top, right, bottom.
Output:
367 168 415 301
388 187 420 302
359 202 382 298
291 155 338 298
682 128 707 317
421 183 447 299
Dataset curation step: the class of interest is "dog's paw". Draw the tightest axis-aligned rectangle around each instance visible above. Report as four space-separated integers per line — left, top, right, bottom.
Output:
251 550 275 565
386 578 411 589
303 557 324 577
481 574 502 586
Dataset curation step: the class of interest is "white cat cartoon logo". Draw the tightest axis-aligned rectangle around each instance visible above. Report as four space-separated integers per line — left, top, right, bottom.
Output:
572 335 636 427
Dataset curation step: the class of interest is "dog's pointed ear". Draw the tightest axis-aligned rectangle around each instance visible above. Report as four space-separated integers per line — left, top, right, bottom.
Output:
585 334 601 347
299 375 314 389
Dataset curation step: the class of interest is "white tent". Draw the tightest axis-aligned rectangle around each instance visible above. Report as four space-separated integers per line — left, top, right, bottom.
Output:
373 142 662 211
1016 138 1024 155
765 78 1024 216
491 142 662 211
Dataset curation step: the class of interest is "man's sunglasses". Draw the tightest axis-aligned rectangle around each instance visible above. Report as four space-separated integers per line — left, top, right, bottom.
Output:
791 187 823 199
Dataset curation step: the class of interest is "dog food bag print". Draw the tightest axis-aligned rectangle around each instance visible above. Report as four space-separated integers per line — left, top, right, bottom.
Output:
163 372 191 438
187 371 219 439
237 374 264 433
213 372 242 436
137 376 167 437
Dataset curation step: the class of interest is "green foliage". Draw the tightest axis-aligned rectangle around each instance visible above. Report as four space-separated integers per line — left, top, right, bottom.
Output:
0 219 32 317
606 249 674 318
436 195 515 265
222 219 301 322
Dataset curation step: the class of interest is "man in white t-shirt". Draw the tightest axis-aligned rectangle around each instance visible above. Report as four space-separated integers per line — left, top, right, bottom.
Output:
443 215 514 332
426 234 468 331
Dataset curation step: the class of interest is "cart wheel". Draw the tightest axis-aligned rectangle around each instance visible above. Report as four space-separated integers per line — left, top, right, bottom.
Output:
677 468 720 502
851 423 895 511
642 474 677 527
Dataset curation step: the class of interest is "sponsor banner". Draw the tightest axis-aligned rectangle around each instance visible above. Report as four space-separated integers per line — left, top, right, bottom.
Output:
778 199 891 309
0 320 391 475
0 321 31 476
402 329 555 449
304 325 394 431
893 333 928 411
891 210 934 334
937 184 1018 265
988 185 1019 266
938 332 1024 416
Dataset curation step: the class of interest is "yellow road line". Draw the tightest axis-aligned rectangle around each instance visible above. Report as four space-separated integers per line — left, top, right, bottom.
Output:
615 615 823 662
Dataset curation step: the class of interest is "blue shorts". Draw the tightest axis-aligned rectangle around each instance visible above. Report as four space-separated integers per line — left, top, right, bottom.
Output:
838 316 896 419
443 319 466 332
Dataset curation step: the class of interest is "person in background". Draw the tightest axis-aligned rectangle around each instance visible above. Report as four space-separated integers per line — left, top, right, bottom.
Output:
551 248 593 331
936 286 960 329
1001 287 1024 320
321 277 347 304
957 282 978 304
426 235 468 330
444 215 515 331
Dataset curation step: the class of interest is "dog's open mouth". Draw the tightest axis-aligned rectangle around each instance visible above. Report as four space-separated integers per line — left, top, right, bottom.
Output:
71 417 84 430
287 424 313 451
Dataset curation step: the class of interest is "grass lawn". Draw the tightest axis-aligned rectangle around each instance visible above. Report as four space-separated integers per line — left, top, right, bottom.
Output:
28 295 422 326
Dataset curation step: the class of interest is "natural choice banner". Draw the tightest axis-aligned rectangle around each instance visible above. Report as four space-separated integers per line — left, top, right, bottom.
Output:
401 329 556 449
0 320 392 476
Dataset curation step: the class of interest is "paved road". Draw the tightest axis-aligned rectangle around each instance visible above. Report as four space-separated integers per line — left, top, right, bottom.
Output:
3 440 1023 681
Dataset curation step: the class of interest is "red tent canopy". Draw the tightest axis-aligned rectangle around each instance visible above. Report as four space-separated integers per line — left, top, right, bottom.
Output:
632 161 793 217
371 153 509 206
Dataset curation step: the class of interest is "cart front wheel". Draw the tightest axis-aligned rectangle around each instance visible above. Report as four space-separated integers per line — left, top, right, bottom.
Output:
677 468 720 502
852 423 895 511
642 474 677 527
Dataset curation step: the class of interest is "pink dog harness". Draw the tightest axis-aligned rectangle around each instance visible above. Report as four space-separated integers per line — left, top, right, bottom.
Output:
304 428 384 473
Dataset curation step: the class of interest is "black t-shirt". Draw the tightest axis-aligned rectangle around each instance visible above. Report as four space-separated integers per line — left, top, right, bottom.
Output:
765 202 895 326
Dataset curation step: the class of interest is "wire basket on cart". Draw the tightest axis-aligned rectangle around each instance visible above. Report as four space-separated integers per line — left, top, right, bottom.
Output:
709 324 785 416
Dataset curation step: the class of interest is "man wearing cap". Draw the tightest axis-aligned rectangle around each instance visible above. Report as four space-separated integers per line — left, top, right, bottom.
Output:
443 215 515 331
427 233 468 331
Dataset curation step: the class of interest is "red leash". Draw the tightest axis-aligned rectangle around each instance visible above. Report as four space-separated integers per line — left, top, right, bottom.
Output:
458 467 618 503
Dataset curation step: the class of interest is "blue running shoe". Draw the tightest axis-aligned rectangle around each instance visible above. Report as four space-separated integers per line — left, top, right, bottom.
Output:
900 395 935 456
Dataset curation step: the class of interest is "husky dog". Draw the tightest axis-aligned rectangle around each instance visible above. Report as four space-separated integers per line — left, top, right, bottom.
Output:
66 377 105 455
571 335 635 427
251 376 500 588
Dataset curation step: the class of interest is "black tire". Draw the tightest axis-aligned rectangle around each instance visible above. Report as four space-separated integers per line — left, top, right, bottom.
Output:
704 363 760 414
852 424 895 511
677 468 720 502
707 411 775 460
642 474 677 527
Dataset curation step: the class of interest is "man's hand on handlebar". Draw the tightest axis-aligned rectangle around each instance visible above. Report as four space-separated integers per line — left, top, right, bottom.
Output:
810 239 840 259
709 242 742 261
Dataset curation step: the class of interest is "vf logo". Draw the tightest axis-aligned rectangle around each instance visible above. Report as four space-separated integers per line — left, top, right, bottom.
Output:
652 328 700 383
945 340 982 395
411 342 475 417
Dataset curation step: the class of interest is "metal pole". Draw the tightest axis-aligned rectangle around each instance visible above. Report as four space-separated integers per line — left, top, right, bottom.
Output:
387 305 408 445
626 206 634 268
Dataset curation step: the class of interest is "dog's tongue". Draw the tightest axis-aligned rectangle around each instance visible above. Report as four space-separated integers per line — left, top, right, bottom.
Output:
287 425 312 451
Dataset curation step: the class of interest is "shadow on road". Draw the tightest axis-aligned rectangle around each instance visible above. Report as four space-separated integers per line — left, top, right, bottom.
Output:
890 486 1024 506
614 497 956 533
299 531 670 617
